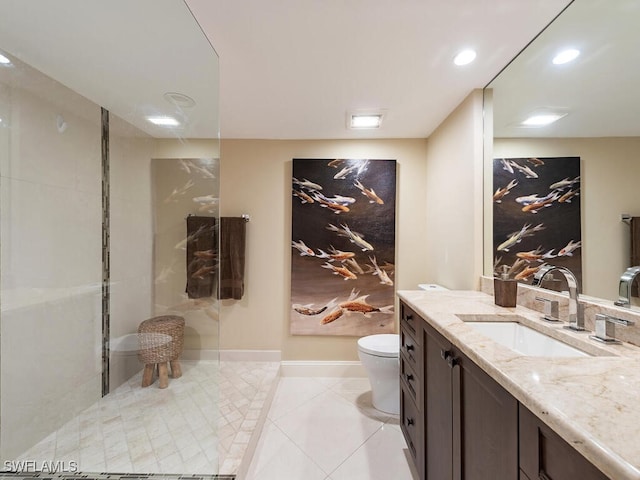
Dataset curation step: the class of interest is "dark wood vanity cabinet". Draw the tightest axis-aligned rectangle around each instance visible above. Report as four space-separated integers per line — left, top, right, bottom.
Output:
423 320 518 480
399 300 608 480
400 302 425 478
519 405 608 480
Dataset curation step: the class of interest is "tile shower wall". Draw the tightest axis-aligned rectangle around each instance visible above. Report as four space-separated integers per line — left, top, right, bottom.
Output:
108 115 154 389
0 66 103 460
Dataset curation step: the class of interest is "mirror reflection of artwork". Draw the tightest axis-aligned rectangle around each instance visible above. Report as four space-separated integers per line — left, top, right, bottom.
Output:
493 156 582 290
290 158 396 336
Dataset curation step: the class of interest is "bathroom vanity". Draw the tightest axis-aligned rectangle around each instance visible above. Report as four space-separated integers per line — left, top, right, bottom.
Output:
398 289 640 480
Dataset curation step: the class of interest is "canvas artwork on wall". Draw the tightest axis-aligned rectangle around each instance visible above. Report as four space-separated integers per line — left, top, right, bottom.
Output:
290 158 396 336
493 156 582 290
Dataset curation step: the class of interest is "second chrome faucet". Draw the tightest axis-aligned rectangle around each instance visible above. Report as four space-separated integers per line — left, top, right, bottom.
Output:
531 265 586 331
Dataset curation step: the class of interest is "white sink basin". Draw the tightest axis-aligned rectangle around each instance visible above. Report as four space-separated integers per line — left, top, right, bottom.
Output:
465 321 590 357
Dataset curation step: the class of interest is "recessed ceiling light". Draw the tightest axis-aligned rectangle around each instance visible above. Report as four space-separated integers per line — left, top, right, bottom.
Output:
146 115 180 127
0 53 11 65
552 48 580 65
454 49 477 66
163 92 196 108
521 113 567 127
350 114 383 129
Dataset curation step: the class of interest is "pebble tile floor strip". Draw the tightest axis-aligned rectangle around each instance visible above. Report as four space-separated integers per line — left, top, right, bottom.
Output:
8 361 280 478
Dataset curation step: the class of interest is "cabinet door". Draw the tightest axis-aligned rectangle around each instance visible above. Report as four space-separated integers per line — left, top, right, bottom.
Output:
454 350 518 480
519 405 609 480
424 322 453 480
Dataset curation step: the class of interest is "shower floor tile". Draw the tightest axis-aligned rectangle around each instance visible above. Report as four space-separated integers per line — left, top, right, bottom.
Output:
11 360 280 477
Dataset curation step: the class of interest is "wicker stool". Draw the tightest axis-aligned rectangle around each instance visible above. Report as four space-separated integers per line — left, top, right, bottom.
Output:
138 315 185 388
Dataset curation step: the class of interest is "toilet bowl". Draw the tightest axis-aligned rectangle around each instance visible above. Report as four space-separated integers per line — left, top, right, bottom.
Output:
357 334 400 415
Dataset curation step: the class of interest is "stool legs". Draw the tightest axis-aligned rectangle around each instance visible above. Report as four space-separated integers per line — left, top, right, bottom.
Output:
158 363 169 389
142 364 155 388
141 360 182 388
170 360 182 378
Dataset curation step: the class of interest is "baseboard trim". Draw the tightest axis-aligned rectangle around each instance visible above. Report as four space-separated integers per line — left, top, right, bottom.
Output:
182 349 283 362
220 350 282 362
280 360 366 377
182 349 219 361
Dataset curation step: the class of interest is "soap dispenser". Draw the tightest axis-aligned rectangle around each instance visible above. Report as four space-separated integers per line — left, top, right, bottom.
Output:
494 266 518 307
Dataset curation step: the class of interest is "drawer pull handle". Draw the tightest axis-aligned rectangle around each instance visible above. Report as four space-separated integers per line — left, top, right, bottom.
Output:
405 344 414 352
405 373 414 382
406 417 414 426
405 314 413 322
441 349 457 368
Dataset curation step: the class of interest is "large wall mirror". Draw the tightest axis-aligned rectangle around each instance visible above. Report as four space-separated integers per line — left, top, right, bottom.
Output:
483 0 640 307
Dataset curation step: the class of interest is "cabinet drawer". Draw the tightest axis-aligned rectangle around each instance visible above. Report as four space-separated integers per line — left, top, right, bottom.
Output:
400 355 420 405
400 302 421 343
400 386 424 477
400 326 422 374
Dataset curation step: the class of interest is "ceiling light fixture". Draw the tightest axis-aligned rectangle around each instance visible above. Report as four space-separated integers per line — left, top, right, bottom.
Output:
0 53 11 65
454 49 477 66
146 115 180 127
552 48 580 65
163 92 196 108
350 113 383 129
521 113 567 127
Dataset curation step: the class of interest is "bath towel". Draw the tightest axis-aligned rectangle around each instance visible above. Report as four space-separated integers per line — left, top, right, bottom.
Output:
185 215 217 299
631 217 640 297
219 217 246 300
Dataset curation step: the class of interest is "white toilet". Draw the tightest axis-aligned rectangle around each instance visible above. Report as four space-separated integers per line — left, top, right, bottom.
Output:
357 334 400 415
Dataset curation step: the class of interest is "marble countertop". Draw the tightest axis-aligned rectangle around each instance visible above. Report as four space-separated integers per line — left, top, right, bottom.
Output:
397 289 640 480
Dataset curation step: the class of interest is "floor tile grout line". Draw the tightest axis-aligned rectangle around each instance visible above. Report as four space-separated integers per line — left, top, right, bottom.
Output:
251 417 332 479
266 381 387 477
264 378 333 423
323 421 385 477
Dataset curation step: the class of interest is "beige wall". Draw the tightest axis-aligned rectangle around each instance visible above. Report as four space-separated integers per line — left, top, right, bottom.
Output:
424 90 485 290
219 139 428 360
493 137 640 302
0 66 103 460
109 115 154 388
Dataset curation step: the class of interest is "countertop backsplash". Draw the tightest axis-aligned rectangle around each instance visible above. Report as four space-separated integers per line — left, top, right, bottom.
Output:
480 275 640 348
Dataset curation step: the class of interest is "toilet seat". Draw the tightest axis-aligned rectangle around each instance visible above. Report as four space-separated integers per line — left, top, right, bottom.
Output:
357 334 399 358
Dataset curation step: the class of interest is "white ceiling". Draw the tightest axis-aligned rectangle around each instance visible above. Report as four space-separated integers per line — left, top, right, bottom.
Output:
0 0 219 139
0 0 572 140
186 0 571 139
490 0 640 138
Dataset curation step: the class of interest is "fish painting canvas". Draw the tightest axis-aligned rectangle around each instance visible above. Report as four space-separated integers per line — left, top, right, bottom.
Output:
290 158 397 336
493 156 582 290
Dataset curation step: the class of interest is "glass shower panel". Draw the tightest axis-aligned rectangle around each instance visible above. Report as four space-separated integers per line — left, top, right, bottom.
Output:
0 0 220 475
0 54 103 464
108 114 155 391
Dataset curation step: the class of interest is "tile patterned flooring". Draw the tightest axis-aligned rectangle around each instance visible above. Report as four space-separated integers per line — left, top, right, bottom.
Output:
15 360 280 477
243 376 419 480
11 363 417 480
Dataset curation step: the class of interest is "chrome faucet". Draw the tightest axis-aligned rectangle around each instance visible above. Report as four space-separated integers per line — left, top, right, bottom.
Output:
613 266 640 308
531 265 585 331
